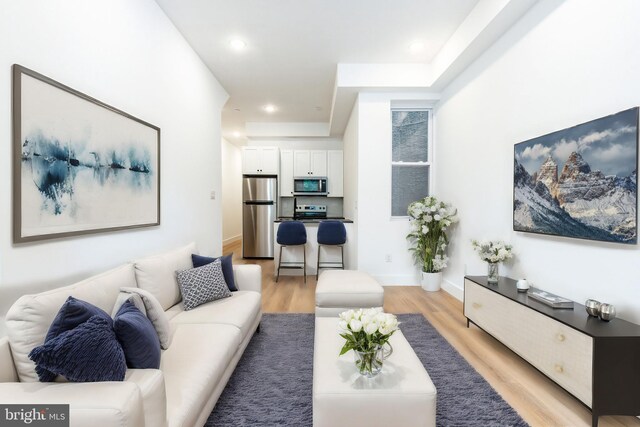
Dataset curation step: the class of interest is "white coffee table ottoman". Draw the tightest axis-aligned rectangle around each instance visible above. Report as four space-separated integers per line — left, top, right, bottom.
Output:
315 270 384 317
313 317 437 427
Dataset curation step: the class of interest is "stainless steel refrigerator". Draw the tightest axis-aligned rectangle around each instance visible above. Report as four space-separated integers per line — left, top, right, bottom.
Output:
242 176 277 258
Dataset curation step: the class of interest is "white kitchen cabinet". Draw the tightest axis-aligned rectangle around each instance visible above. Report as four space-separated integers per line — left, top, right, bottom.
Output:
310 150 327 176
280 150 294 197
293 151 310 177
293 150 327 176
327 150 343 197
260 147 280 174
242 147 260 175
242 146 279 175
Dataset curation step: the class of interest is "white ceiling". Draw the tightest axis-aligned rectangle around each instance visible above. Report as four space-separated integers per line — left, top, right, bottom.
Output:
155 0 479 141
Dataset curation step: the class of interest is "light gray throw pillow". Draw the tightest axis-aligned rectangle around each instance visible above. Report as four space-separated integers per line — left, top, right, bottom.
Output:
176 259 232 311
111 292 147 318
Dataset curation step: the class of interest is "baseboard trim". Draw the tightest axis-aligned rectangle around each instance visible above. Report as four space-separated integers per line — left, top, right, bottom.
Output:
372 274 420 286
223 235 242 246
441 279 463 301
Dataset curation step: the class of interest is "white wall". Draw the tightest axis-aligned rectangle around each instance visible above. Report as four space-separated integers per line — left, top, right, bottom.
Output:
355 93 438 285
221 138 243 244
0 0 228 325
245 138 343 150
435 0 640 322
342 100 359 269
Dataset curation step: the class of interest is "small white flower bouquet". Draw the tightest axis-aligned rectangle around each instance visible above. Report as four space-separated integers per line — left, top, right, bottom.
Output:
338 308 400 376
471 239 514 263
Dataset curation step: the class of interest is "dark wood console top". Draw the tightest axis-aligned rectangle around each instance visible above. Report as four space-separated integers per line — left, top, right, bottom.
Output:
465 276 640 338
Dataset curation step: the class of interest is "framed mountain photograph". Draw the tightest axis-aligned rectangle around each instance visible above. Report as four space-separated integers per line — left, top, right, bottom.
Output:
513 108 638 244
13 65 160 243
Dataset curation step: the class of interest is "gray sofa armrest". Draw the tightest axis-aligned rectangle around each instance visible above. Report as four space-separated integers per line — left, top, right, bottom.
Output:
233 265 262 294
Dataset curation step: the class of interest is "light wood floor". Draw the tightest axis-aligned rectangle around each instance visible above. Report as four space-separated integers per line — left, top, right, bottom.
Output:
225 240 640 427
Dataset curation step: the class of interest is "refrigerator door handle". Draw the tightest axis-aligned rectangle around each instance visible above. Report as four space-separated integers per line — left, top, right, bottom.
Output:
244 201 275 205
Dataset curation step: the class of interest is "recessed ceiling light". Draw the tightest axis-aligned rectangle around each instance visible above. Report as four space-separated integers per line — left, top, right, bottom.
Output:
233 108 241 112
232 131 241 138
229 39 246 51
263 104 277 113
409 41 425 54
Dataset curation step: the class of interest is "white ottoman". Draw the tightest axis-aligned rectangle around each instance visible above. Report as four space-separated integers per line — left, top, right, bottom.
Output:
313 317 437 427
315 270 384 317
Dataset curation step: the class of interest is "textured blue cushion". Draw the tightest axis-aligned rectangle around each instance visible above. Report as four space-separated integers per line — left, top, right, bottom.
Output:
277 221 307 245
37 296 113 381
191 253 238 291
113 301 161 369
29 316 126 382
317 221 347 245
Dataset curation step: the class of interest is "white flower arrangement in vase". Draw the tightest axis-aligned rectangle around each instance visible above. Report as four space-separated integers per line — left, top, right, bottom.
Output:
406 196 458 291
471 239 514 283
337 308 400 377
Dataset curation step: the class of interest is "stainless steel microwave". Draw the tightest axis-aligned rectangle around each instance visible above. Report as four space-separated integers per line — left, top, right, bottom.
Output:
293 177 327 196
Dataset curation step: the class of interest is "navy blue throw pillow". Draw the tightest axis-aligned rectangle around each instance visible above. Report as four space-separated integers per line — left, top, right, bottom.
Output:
29 316 126 382
37 296 113 381
191 254 237 291
46 296 113 341
113 301 161 369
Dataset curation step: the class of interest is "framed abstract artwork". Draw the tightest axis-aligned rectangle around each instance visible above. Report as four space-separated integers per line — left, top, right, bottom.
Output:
13 65 160 243
514 107 638 244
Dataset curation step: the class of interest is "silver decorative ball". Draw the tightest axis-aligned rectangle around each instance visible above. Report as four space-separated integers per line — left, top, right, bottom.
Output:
584 299 601 317
599 303 616 321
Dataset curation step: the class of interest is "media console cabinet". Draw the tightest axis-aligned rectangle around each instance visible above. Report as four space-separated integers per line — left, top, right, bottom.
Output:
464 276 640 427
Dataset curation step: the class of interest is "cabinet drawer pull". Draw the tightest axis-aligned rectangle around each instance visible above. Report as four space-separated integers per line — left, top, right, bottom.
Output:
472 302 482 309
556 333 566 342
554 364 564 374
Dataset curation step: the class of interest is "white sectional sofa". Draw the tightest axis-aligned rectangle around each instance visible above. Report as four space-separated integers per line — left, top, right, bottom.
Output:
0 243 262 427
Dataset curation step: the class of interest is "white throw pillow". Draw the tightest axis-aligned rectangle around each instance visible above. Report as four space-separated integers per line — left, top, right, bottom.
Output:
120 287 172 349
133 242 197 310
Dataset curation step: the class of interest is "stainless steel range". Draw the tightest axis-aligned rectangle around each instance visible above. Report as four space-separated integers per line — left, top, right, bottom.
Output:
294 204 327 220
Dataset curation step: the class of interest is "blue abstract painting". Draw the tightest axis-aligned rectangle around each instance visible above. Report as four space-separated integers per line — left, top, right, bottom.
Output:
14 66 160 242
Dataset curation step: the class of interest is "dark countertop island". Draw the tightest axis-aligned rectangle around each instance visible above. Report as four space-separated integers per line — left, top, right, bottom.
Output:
275 217 354 224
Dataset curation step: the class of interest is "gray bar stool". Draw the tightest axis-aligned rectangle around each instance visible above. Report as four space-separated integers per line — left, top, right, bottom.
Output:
276 221 307 283
316 220 346 280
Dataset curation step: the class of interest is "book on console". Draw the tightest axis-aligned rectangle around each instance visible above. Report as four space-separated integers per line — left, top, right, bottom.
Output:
526 287 574 309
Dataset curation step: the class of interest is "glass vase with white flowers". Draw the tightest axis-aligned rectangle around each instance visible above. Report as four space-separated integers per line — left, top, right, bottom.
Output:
471 239 514 283
338 308 400 377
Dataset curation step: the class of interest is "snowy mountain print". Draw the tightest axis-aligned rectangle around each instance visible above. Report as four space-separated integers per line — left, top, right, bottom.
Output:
513 108 638 244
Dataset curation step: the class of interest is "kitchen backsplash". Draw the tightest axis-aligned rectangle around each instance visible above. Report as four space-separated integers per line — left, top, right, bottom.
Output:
279 196 344 218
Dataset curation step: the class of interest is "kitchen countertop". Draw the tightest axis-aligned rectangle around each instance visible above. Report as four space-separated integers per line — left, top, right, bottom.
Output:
275 217 354 224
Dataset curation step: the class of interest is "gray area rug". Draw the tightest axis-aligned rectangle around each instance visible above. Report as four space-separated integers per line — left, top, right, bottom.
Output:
207 313 528 427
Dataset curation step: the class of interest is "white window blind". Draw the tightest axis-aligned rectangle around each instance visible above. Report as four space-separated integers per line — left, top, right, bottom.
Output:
391 109 431 217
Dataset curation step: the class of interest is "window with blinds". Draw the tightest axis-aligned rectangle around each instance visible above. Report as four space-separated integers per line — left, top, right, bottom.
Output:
391 109 431 217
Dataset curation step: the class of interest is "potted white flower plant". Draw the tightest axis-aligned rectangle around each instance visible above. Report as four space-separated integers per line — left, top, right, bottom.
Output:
406 196 458 291
338 308 400 378
471 239 514 283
